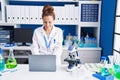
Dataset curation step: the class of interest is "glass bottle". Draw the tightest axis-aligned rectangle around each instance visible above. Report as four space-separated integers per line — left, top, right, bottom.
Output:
72 34 79 47
6 47 17 69
0 48 5 71
99 56 107 72
84 33 89 47
101 56 108 68
114 64 120 79
78 36 84 47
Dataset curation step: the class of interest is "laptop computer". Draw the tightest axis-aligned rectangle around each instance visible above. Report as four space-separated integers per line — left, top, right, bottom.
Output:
28 55 56 72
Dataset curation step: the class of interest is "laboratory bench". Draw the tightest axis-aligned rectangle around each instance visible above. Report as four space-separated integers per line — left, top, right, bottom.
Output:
0 64 99 80
1 46 102 64
1 63 118 80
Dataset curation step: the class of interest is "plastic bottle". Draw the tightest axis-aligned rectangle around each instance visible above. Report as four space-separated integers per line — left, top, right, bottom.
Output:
79 36 84 47
84 33 89 47
64 33 72 48
92 38 97 47
114 64 120 79
0 48 5 71
6 47 17 69
99 56 111 76
99 56 108 72
72 34 79 47
100 56 107 66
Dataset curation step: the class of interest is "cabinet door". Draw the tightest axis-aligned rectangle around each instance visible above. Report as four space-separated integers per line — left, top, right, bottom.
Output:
113 34 120 51
116 0 120 15
78 50 101 63
61 48 101 64
113 0 120 64
79 1 101 47
61 49 68 64
0 0 6 22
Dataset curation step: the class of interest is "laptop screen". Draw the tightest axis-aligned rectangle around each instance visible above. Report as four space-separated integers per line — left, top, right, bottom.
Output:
28 55 56 72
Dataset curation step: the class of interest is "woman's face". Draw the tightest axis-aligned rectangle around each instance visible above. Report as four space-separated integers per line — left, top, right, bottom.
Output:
43 15 54 30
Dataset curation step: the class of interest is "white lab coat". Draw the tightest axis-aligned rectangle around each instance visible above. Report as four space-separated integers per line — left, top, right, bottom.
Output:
31 25 63 65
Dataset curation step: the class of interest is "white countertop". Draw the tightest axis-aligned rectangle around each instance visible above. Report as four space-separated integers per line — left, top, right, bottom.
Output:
0 64 99 80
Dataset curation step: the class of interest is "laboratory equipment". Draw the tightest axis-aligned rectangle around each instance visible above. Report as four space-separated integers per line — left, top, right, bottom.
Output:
108 55 114 65
113 64 120 79
100 56 107 64
93 56 114 80
64 45 81 72
64 33 73 48
6 47 17 69
0 48 5 71
99 56 108 72
93 72 114 80
78 36 85 47
72 34 79 47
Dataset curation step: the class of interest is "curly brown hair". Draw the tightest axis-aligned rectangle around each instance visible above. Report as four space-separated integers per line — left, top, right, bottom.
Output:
42 4 55 20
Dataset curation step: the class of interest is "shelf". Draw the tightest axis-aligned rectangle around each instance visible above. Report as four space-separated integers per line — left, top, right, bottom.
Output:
78 22 100 27
63 46 101 50
1 46 31 50
1 0 102 64
61 47 101 64
4 55 29 58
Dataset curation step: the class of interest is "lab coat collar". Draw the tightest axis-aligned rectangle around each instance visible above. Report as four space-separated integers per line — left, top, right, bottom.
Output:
50 25 57 35
40 25 57 38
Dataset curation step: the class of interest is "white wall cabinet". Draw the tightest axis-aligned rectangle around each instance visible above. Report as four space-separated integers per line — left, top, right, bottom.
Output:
0 0 7 23
78 1 101 47
0 0 102 63
113 0 120 64
61 47 101 64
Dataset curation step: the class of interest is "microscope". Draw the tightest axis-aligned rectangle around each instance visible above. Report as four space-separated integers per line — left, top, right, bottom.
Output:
64 45 81 72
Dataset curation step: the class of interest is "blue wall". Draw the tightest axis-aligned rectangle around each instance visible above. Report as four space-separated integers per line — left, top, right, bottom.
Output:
20 24 77 39
100 0 116 56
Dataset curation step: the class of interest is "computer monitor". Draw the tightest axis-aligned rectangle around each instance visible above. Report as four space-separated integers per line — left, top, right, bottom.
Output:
14 28 33 46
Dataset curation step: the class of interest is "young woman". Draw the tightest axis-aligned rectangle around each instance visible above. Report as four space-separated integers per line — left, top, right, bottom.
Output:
31 5 63 65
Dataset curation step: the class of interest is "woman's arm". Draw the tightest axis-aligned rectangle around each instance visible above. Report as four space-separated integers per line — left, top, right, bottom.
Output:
53 29 63 65
31 30 40 55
